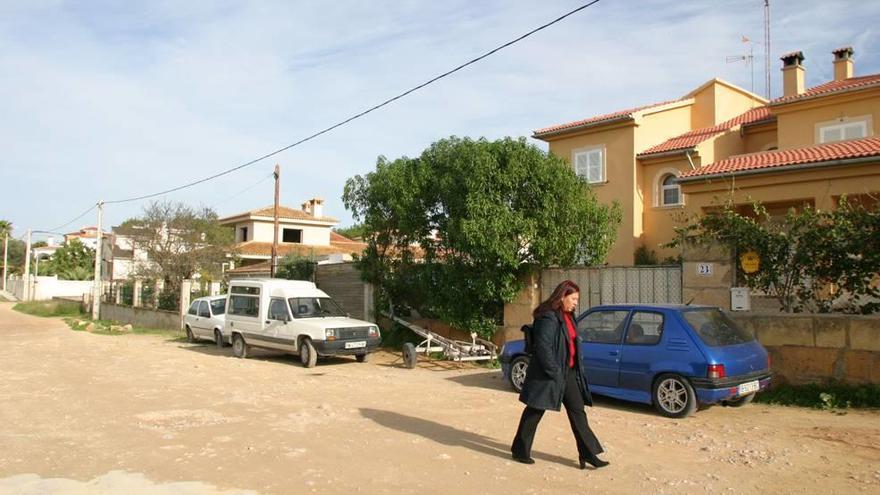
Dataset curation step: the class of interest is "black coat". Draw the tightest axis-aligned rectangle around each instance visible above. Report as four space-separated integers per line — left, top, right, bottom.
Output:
518 310 593 411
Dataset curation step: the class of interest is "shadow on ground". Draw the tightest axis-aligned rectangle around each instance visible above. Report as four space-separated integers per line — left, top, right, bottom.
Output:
359 408 578 468
176 342 362 368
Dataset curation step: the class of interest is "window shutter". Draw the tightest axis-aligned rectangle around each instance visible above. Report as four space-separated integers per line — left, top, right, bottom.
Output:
575 153 589 178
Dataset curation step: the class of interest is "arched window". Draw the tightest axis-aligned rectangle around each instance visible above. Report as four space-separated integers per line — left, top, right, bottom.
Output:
660 174 681 206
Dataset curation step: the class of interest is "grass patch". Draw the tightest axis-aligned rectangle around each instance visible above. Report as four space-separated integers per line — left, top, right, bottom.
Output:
63 317 183 340
13 300 84 318
755 382 880 410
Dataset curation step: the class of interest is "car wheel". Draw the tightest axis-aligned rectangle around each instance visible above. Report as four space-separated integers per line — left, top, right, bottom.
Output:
355 353 368 363
185 326 196 343
725 393 756 407
510 356 530 393
300 338 317 368
214 329 225 348
232 333 249 359
653 374 697 418
402 343 417 369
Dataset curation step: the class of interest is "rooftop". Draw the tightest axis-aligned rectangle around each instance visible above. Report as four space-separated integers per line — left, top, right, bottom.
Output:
639 107 773 157
219 205 338 224
772 73 880 105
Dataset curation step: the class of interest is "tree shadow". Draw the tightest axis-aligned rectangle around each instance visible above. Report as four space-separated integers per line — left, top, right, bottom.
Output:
359 408 575 468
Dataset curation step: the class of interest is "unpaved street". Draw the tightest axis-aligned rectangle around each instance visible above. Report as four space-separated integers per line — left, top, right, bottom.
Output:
1 302 878 494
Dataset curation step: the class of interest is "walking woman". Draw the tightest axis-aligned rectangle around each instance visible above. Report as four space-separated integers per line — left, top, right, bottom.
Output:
511 279 609 469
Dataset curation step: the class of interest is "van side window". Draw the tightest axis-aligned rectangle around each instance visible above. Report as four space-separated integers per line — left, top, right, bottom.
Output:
229 295 259 317
268 298 290 321
625 311 663 345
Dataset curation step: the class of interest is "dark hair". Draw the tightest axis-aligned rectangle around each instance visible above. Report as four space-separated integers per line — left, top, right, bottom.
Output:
533 280 580 317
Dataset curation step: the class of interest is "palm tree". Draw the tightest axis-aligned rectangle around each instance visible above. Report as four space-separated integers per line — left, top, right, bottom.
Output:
0 220 11 239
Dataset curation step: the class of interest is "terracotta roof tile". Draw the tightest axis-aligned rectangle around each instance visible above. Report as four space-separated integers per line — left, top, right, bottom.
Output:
219 205 338 223
772 73 880 104
679 136 880 180
533 99 684 137
235 239 366 257
639 107 773 157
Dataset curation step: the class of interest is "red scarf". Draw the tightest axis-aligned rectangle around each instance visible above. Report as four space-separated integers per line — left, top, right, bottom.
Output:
563 312 577 368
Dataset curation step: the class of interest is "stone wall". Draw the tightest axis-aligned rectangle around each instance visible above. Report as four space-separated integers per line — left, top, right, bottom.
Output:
681 243 734 310
100 303 181 331
315 262 374 322
731 312 880 384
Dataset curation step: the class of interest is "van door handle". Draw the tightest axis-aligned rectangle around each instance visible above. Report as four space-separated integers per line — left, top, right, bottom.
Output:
265 320 271 325
609 351 619 356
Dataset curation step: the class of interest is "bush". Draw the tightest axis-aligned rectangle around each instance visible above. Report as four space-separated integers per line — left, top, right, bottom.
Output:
755 382 880 410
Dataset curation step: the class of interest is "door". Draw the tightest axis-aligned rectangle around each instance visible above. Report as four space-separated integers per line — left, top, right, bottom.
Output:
195 301 212 337
577 309 629 388
265 297 295 350
618 310 665 398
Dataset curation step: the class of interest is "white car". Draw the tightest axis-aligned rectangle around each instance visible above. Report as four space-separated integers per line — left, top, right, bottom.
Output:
224 278 380 367
184 296 228 347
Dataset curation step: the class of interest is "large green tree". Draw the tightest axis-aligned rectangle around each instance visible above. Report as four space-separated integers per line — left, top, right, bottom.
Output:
44 238 95 280
343 136 621 337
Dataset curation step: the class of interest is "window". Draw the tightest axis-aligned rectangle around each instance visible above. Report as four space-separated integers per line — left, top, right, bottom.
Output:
819 120 867 143
578 310 629 344
574 148 605 183
289 297 347 318
198 301 211 318
682 308 755 347
268 298 291 321
625 311 663 345
660 174 681 206
239 227 249 242
231 285 260 295
228 295 259 317
282 228 303 243
187 301 199 316
210 298 226 316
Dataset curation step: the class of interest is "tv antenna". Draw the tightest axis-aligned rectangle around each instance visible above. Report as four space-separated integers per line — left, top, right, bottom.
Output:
726 36 756 95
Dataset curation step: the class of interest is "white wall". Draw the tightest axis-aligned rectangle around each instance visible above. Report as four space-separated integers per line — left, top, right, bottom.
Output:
30 276 93 301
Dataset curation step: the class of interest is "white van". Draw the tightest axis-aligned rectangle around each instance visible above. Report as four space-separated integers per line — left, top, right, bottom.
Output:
224 278 380 367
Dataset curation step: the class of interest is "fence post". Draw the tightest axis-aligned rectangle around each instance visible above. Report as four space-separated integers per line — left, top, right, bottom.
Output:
114 281 122 304
179 279 192 330
210 281 221 296
154 280 163 307
133 278 142 307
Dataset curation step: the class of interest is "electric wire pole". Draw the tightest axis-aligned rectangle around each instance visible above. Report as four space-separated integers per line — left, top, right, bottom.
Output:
92 201 103 320
2 233 8 292
271 164 280 278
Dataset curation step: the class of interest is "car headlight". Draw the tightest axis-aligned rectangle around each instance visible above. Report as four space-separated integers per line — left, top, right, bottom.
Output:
368 326 379 337
325 328 336 340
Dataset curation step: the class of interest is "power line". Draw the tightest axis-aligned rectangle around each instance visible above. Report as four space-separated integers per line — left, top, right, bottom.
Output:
207 171 275 211
40 204 97 234
105 0 601 205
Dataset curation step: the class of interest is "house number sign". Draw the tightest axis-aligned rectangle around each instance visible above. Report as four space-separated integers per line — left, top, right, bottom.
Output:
697 263 714 276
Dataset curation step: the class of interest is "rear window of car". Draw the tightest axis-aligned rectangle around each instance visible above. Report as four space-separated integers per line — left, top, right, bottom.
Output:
682 308 754 346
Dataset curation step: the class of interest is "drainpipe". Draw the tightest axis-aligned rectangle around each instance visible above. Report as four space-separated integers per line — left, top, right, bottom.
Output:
685 150 697 170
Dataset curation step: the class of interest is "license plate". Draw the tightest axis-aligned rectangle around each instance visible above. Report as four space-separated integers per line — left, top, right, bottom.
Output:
738 380 760 395
345 341 366 349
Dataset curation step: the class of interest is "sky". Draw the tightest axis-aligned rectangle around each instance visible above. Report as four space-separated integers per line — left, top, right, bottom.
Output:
1 0 878 242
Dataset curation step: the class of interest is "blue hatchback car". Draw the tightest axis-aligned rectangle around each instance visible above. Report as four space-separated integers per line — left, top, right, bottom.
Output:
499 304 771 418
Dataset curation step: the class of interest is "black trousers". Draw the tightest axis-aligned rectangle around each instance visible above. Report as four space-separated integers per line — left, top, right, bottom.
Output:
511 370 604 459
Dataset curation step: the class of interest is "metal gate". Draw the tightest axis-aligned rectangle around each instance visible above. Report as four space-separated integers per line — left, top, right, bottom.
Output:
541 266 682 309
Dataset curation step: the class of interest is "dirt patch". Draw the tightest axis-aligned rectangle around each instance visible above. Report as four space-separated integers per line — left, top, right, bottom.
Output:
1 302 879 494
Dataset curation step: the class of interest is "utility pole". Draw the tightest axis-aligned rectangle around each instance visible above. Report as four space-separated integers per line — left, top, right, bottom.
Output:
271 164 280 278
764 0 771 99
2 233 8 292
23 229 32 301
92 201 103 320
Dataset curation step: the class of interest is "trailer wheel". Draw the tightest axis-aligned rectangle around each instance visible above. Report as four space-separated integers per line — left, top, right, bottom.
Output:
402 343 417 369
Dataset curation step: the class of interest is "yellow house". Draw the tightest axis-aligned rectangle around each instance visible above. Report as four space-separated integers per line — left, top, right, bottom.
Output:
533 46 880 265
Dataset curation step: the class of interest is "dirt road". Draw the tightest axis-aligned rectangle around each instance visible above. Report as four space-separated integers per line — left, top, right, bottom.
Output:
0 302 878 494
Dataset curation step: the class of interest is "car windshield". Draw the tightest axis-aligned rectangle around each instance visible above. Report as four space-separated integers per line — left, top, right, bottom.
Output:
210 298 226 316
288 297 346 318
682 308 754 347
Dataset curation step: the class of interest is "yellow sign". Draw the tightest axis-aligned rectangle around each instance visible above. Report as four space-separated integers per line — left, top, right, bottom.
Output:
740 251 760 274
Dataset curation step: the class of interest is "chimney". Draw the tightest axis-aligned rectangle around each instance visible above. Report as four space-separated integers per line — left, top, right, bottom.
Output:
832 46 854 81
309 198 324 218
301 201 312 216
781 51 805 97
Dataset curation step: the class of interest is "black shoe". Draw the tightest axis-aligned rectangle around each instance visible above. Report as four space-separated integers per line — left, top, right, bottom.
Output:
512 455 535 465
579 455 609 469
